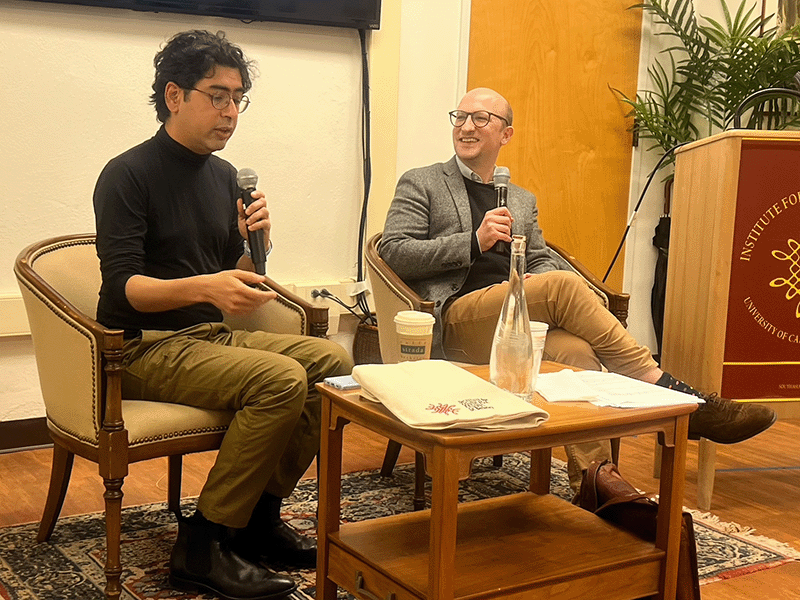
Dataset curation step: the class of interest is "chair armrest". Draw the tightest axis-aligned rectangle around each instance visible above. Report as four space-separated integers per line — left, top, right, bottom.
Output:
15 236 125 446
223 275 328 338
365 233 435 364
546 240 630 327
366 258 435 314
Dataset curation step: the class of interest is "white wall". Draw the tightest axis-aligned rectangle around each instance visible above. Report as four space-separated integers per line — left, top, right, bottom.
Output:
0 1 365 294
0 0 470 422
0 337 41 421
395 0 471 175
623 0 778 353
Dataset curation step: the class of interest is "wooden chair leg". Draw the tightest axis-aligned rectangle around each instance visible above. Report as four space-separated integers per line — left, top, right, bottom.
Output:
380 439 402 477
37 442 74 543
103 476 125 600
610 437 621 466
696 438 717 511
656 434 715 510
493 455 503 467
413 451 426 511
653 436 662 479
168 455 183 516
529 448 552 495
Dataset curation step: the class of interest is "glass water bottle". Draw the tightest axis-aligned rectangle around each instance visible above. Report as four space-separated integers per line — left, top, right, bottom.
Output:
489 235 534 400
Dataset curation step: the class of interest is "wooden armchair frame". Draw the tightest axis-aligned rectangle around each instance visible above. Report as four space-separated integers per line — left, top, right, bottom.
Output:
14 233 327 600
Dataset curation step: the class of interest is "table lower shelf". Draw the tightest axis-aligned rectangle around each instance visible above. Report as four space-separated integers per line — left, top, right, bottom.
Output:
326 492 664 600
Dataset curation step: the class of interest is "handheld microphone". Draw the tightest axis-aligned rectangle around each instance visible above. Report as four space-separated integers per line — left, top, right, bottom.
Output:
493 166 511 254
236 168 267 275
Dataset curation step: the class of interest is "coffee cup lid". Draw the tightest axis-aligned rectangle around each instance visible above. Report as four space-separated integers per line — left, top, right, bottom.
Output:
394 310 435 325
529 321 549 333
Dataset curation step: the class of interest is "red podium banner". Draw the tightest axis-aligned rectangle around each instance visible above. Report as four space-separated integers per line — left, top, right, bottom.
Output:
723 139 800 398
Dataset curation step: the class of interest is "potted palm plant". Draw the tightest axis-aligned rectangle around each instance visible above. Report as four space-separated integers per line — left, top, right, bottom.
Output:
620 0 800 163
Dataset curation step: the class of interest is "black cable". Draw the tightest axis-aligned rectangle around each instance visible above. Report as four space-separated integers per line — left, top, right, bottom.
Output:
355 28 376 325
314 288 374 324
310 32 377 328
602 142 688 283
313 289 352 310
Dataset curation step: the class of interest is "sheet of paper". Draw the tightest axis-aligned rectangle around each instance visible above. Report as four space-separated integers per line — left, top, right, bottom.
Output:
535 370 599 402
578 371 702 408
536 369 702 408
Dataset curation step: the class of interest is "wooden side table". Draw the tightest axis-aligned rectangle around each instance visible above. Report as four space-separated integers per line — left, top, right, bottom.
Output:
316 362 693 600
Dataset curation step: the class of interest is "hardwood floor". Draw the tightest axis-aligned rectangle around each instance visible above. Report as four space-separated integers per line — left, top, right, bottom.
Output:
1 420 798 599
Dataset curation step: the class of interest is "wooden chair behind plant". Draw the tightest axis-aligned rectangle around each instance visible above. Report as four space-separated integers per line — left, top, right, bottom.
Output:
731 86 800 130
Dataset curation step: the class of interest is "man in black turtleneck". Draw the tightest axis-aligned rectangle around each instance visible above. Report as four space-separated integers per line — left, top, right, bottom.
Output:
93 30 352 600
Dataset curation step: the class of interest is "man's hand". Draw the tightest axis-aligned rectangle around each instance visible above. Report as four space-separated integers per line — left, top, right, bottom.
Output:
238 189 271 247
125 270 277 314
202 270 278 314
476 206 514 252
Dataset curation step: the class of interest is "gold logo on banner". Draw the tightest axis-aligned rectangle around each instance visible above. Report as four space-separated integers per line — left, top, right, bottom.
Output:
770 238 800 318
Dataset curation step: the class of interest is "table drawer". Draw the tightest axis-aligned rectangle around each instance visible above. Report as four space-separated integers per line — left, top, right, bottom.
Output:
328 543 423 600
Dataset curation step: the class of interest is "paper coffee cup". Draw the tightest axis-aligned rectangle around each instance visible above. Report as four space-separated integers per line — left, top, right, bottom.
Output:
394 310 435 361
529 321 549 393
529 321 549 349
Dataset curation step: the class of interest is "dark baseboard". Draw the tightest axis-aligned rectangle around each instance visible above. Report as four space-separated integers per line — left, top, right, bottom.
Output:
0 417 51 452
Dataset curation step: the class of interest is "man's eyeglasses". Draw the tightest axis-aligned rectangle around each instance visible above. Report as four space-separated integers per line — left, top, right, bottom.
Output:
191 88 251 113
449 109 509 128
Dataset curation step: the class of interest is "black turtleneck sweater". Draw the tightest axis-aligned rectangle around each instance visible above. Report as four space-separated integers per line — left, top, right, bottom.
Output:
93 126 242 337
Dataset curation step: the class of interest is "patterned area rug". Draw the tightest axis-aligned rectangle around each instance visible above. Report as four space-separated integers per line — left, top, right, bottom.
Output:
1 454 798 599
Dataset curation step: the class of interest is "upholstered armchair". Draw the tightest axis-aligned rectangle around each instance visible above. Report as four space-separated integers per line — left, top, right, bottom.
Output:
14 233 328 600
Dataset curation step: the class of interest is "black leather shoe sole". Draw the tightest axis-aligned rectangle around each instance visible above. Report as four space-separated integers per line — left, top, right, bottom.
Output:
169 573 298 600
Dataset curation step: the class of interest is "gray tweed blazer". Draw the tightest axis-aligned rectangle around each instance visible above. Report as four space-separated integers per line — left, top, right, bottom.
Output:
380 156 566 357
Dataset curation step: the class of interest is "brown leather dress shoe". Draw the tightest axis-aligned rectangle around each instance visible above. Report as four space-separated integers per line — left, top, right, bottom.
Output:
688 394 777 444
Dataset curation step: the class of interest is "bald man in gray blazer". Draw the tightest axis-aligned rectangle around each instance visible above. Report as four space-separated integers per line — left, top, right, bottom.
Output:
380 88 776 488
381 155 566 358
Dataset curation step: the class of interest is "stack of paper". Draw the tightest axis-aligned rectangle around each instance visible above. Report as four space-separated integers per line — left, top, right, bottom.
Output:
535 369 703 408
351 360 549 430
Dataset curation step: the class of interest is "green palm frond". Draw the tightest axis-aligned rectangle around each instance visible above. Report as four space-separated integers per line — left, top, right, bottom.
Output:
618 0 800 165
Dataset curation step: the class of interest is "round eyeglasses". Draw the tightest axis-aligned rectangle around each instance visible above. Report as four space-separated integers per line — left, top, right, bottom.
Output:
449 109 509 128
191 88 251 113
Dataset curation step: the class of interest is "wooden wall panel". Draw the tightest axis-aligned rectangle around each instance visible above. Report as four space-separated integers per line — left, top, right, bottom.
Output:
467 0 642 289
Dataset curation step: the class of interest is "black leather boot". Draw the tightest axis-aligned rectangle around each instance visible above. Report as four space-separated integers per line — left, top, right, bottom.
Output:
169 511 297 600
236 493 317 569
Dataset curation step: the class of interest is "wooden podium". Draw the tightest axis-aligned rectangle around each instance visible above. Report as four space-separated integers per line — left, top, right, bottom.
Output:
661 130 800 508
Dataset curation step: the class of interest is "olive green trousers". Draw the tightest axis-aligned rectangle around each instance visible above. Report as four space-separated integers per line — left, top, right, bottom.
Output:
121 322 353 528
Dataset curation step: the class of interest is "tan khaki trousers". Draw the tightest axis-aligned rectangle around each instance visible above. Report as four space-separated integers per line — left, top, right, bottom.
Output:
443 270 658 488
121 323 353 528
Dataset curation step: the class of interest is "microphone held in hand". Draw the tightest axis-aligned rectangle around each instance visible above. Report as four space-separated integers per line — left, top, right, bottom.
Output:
237 167 266 276
493 166 511 254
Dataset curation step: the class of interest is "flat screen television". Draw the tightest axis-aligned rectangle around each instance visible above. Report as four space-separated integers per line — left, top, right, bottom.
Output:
22 0 382 30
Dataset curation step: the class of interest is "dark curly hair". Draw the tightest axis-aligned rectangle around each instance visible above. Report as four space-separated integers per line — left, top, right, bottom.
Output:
150 30 256 123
